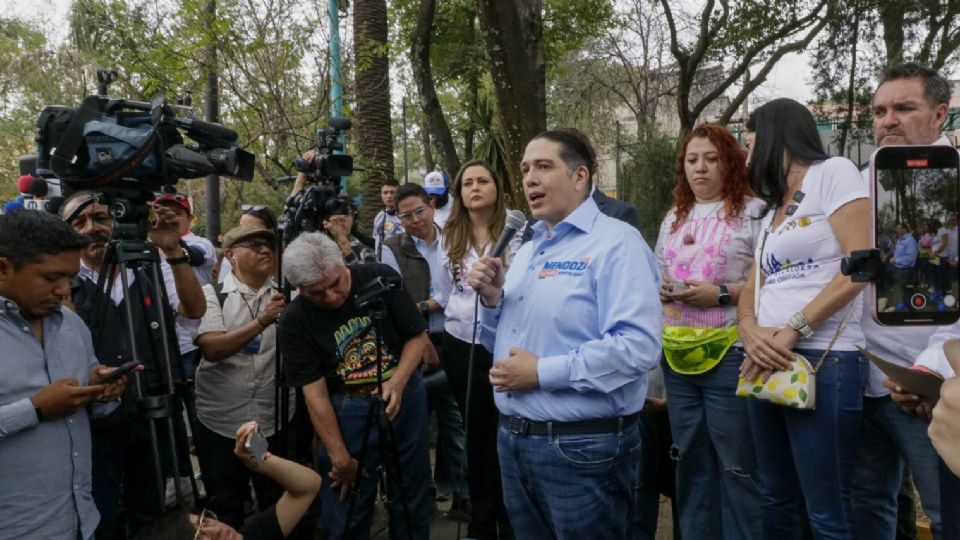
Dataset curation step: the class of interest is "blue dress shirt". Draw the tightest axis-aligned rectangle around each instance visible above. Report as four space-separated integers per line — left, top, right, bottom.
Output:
893 233 918 269
479 197 662 422
0 296 115 540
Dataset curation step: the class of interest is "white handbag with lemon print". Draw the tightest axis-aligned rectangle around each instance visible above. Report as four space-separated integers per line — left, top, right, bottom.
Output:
735 226 851 410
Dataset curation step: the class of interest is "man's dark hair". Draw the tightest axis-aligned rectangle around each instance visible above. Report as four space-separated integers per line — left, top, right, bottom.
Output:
0 210 90 268
395 183 431 206
532 128 597 194
382 178 400 188
878 62 950 106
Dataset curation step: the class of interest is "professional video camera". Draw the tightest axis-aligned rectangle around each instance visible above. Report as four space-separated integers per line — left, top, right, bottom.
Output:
282 117 356 242
31 69 253 199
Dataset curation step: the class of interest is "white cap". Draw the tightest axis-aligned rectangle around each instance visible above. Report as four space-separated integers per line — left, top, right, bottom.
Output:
423 171 448 195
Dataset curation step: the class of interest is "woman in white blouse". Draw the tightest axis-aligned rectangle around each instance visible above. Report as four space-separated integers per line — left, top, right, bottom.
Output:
438 160 518 539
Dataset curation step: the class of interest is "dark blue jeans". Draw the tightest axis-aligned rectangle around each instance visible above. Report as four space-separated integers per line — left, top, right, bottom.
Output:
850 395 942 540
498 418 642 540
314 372 431 540
664 349 763 539
747 349 868 540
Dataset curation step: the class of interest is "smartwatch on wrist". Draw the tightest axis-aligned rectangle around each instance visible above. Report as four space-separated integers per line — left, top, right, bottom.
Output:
717 284 732 305
165 246 190 265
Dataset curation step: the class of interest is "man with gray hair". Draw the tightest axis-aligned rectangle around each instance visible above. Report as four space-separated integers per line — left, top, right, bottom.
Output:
277 232 432 539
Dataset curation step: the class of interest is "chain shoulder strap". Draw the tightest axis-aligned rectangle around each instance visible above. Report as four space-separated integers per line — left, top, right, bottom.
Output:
754 219 853 373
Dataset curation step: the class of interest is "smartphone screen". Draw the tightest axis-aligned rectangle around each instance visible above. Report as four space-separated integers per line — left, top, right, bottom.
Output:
872 145 960 325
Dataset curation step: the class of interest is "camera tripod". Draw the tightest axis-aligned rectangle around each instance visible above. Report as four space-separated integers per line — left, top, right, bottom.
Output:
87 195 199 512
341 277 414 540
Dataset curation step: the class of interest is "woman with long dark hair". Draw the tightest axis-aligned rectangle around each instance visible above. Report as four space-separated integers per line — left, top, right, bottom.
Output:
737 98 870 539
438 159 517 539
655 124 764 538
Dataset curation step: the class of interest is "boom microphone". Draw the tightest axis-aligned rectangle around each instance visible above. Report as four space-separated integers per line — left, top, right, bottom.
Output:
490 209 527 258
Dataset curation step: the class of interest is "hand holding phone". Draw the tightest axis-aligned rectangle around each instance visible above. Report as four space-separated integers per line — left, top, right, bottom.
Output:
99 360 143 384
235 422 269 466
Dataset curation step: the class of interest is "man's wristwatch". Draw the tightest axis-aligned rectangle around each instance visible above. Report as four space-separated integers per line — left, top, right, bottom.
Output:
165 246 190 265
788 311 814 339
417 301 430 314
717 284 732 306
34 405 44 423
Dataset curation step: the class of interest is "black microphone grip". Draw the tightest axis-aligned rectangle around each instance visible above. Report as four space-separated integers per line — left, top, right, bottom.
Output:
490 210 527 258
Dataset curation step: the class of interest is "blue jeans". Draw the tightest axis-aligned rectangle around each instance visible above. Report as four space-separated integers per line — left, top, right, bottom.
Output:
850 395 941 540
314 372 431 540
664 349 763 539
498 419 642 540
748 349 868 540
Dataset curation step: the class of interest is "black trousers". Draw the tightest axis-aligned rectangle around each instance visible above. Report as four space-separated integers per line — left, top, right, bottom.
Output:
195 421 283 529
442 332 514 540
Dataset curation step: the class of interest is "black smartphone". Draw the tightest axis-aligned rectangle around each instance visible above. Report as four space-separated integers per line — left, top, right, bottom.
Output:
871 144 960 325
100 360 143 384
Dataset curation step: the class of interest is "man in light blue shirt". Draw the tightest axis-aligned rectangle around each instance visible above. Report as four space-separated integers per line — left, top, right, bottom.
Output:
469 128 661 539
0 211 128 540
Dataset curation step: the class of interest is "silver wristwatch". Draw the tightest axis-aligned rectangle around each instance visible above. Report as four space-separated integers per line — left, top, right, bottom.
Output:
788 311 814 339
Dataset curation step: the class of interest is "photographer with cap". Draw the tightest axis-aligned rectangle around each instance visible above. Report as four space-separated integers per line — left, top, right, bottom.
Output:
194 224 294 528
153 192 216 378
60 190 206 539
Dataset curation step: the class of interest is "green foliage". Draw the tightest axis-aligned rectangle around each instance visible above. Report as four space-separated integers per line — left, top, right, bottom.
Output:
618 125 678 247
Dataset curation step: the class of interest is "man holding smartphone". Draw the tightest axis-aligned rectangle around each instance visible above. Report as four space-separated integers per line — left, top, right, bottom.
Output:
0 211 129 540
851 62 950 540
194 224 292 528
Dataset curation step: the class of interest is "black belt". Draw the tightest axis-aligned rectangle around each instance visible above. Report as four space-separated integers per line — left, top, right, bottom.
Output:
499 412 640 436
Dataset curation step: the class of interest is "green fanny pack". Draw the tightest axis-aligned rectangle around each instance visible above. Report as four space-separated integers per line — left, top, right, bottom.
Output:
662 325 739 375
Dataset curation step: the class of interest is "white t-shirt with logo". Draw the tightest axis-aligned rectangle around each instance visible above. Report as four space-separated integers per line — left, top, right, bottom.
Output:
757 157 867 351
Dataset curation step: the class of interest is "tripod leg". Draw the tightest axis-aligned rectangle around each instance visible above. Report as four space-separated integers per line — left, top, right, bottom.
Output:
343 399 379 537
116 266 167 511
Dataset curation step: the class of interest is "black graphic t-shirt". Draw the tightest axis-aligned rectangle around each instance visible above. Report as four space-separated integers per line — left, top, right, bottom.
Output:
280 264 426 392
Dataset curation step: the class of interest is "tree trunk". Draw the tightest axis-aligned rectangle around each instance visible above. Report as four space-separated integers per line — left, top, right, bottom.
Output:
474 0 546 209
878 0 905 67
353 0 394 233
420 118 436 171
464 67 478 160
838 3 860 156
411 0 461 178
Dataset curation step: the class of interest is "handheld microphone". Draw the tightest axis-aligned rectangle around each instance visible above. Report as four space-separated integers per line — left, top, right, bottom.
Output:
490 209 527 258
28 177 49 198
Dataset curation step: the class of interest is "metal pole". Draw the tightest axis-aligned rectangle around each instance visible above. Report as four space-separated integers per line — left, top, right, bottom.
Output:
402 97 409 184
330 0 345 192
615 121 621 200
205 0 221 244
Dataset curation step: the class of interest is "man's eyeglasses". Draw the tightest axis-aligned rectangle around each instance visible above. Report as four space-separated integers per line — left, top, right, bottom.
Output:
233 239 274 252
241 204 268 214
397 206 429 222
194 508 217 540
